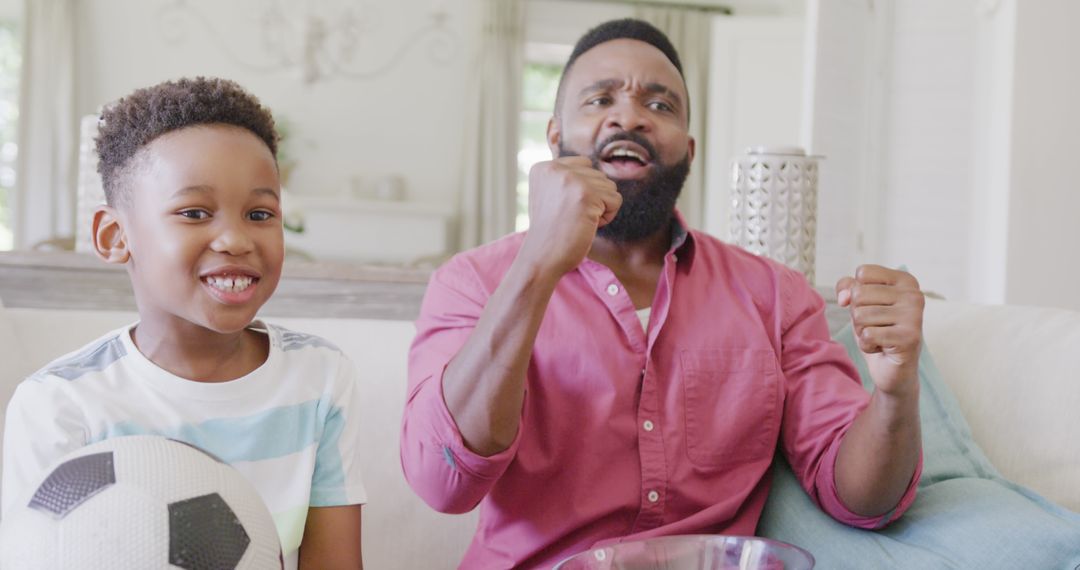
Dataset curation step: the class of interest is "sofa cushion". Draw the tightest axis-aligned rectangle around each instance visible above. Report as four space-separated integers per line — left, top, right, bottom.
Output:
922 298 1080 512
270 317 478 570
757 323 1080 569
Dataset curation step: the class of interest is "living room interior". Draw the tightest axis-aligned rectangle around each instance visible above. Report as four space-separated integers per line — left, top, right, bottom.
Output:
0 0 1078 568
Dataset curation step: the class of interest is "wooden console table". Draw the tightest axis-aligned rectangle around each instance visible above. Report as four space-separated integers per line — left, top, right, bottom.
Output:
0 252 431 321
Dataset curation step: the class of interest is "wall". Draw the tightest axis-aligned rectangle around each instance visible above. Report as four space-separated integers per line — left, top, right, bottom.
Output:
0 0 16 22
74 0 477 212
703 17 804 241
800 0 880 288
877 0 977 300
968 0 1014 305
873 0 1080 310
1005 0 1080 310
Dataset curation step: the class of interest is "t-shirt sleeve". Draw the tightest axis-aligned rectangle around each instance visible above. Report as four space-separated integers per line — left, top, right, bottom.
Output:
2 378 88 516
309 354 368 508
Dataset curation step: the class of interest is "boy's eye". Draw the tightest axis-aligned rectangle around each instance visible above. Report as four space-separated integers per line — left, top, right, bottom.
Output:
248 210 275 222
178 209 210 220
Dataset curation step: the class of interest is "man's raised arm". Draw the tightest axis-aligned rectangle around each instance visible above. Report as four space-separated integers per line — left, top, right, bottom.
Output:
399 157 620 512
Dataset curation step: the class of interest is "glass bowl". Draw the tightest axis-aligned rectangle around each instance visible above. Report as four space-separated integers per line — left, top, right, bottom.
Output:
553 535 815 570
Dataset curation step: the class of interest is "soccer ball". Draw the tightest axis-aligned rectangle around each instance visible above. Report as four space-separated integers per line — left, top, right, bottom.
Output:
0 435 282 569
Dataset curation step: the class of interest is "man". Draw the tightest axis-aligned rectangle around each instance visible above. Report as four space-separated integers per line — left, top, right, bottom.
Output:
401 19 923 569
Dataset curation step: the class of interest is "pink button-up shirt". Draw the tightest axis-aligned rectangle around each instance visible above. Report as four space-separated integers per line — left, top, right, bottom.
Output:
401 223 921 569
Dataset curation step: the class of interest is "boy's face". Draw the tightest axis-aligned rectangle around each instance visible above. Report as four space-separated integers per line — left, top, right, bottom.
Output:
99 124 284 335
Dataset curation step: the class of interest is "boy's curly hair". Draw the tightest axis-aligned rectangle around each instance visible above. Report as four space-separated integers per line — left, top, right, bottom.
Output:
95 76 278 206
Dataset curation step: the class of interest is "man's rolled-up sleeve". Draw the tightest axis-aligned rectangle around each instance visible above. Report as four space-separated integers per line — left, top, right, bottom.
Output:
776 268 921 529
400 256 522 514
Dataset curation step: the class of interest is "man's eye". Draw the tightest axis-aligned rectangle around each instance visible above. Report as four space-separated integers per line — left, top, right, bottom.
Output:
587 96 611 106
178 209 209 220
649 101 674 112
249 210 275 222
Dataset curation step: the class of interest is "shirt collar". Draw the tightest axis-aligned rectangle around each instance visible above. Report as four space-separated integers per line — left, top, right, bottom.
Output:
669 209 696 267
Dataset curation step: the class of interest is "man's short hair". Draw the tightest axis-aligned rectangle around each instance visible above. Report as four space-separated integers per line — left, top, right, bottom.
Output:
555 18 686 116
95 76 278 206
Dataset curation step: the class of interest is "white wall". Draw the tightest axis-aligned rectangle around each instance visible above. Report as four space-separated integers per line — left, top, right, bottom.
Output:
877 0 977 300
869 0 1080 310
800 0 882 288
526 0 632 45
703 17 804 240
0 0 18 21
1005 0 1080 310
968 0 1014 305
74 0 477 212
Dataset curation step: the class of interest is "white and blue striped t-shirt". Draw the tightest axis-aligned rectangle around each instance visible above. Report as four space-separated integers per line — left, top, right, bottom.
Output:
1 320 367 569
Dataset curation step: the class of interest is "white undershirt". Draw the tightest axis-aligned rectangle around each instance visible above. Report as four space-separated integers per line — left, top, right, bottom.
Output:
636 306 652 332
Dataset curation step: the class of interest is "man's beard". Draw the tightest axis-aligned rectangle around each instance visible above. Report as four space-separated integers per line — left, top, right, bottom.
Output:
559 132 690 243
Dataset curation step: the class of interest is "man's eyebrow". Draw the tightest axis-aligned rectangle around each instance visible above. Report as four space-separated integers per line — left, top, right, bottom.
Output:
577 79 624 98
576 79 684 108
644 82 683 108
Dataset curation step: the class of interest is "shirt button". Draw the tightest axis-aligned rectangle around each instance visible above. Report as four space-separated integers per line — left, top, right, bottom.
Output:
647 490 660 503
643 420 654 432
606 283 619 296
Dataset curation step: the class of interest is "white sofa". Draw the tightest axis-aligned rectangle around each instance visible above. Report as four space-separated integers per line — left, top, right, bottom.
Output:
1 297 1077 569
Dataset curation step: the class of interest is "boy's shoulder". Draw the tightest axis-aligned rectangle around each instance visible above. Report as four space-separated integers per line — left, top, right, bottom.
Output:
262 322 345 356
26 326 133 385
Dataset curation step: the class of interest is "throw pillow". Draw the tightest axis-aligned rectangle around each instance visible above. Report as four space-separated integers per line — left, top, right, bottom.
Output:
757 323 1080 569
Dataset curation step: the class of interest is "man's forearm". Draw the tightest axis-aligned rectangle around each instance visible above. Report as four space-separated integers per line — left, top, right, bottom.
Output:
442 256 560 456
834 385 922 517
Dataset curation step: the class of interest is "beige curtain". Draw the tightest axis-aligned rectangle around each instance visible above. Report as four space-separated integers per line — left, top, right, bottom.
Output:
14 0 77 249
458 0 523 250
634 6 711 230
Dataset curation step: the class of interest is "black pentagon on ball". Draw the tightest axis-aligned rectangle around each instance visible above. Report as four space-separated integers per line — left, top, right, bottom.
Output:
169 493 251 570
28 451 116 519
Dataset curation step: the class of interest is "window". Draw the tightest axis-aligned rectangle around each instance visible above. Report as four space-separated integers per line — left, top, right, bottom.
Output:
516 44 570 231
0 21 19 250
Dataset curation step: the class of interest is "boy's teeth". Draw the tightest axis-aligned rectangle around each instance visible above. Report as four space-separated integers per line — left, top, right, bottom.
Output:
205 275 253 293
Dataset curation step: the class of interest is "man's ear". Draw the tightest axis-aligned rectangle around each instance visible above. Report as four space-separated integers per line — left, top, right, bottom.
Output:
687 136 696 165
546 116 560 158
92 205 129 264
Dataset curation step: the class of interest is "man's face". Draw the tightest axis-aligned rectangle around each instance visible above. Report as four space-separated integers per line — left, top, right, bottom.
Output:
549 38 695 242
117 125 284 335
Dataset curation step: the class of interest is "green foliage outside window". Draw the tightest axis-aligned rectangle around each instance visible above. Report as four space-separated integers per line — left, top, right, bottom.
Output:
0 22 19 250
516 61 564 231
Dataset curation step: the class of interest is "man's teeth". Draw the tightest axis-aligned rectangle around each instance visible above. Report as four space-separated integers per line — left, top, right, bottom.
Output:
610 148 646 162
205 275 254 293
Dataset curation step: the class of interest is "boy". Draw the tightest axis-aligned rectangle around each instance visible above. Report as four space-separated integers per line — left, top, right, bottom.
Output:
1 77 365 569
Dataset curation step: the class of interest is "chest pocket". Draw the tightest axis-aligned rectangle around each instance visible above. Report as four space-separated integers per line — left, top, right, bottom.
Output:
680 348 781 468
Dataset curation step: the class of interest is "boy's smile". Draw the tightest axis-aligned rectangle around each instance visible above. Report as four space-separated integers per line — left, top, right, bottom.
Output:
201 266 261 304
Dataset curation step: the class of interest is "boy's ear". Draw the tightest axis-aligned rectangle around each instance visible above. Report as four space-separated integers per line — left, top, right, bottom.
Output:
92 206 129 264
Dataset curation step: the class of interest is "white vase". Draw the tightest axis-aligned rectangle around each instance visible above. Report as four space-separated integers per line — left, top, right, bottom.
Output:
730 146 820 284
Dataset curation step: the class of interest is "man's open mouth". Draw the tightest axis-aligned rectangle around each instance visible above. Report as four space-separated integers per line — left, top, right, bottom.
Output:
598 140 654 179
600 141 652 167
